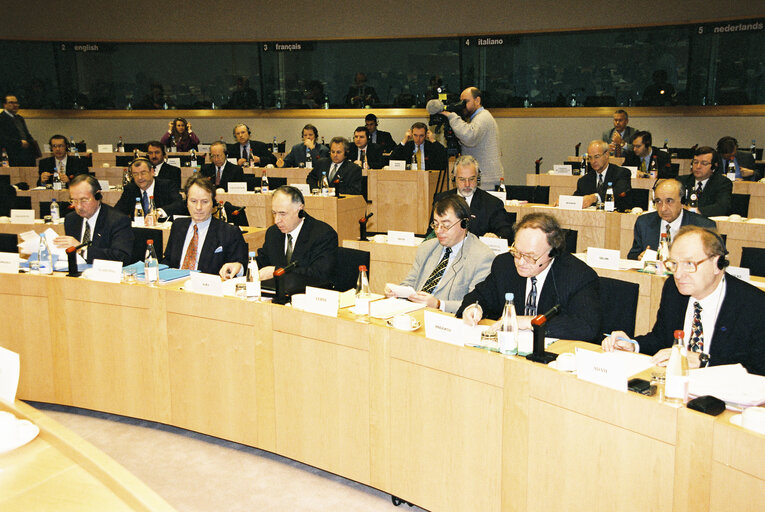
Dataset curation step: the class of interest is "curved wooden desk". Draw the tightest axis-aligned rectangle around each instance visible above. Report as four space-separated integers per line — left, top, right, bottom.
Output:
1 273 763 511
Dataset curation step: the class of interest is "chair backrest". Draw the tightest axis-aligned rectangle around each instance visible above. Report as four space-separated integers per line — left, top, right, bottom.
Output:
730 193 750 217
12 196 32 210
39 200 72 218
506 185 535 202
561 228 578 254
130 227 164 264
223 201 249 227
599 276 639 338
0 233 18 253
629 188 649 210
741 247 765 278
335 247 370 292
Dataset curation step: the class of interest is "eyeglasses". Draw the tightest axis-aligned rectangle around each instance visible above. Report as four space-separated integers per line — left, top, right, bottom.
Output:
70 197 94 205
664 256 714 273
430 221 458 232
589 152 608 159
509 245 545 264
691 160 712 167
455 176 477 183
131 171 151 178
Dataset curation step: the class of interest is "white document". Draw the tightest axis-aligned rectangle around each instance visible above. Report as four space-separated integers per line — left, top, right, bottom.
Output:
97 144 113 153
640 248 658 262
10 210 34 224
98 180 111 192
227 157 238 165
167 157 182 167
619 258 644 270
198 144 211 153
370 297 426 319
688 364 765 408
480 236 508 255
385 283 416 298
624 166 638 178
586 247 621 270
221 276 246 297
553 164 573 175
188 272 224 296
575 347 653 391
726 266 751 282
133 217 145 227
486 191 506 202
388 160 406 170
0 252 20 274
558 195 584 210
293 183 311 196
0 346 20 403
88 259 123 283
387 230 416 246
304 286 340 317
227 182 248 194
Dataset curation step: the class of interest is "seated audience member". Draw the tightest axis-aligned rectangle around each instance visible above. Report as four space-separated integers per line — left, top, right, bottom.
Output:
458 213 601 343
364 113 396 153
146 140 182 188
256 185 338 289
162 176 247 278
114 157 186 220
431 155 513 240
390 121 448 171
628 178 716 260
200 141 245 191
602 109 637 156
574 140 632 210
622 130 674 178
38 134 89 186
604 226 765 375
54 174 133 264
159 117 199 152
307 137 363 195
716 136 758 181
385 195 495 313
278 124 329 168
228 123 276 167
0 180 17 217
349 126 384 169
679 146 732 217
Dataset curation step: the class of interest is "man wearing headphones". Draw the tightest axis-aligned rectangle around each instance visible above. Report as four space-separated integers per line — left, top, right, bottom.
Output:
622 131 674 178
364 114 396 153
574 139 632 210
256 185 338 290
627 179 716 260
604 226 765 375
228 123 276 167
146 140 182 188
679 146 732 217
54 174 134 264
277 124 329 168
38 134 90 186
307 137 363 195
716 136 758 181
390 122 448 172
385 195 495 313
200 141 245 190
459 213 601 343
114 158 186 220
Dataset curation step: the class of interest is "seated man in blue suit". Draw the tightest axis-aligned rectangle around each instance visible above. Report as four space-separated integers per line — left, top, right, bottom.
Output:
38 134 90 186
574 140 632 211
162 176 248 278
385 195 495 313
277 124 329 168
604 226 765 375
627 178 715 260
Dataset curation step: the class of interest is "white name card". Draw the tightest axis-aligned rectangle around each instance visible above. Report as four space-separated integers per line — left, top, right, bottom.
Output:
133 217 145 227
387 230 416 246
294 183 311 196
0 346 20 403
480 236 509 256
304 286 340 317
553 164 573 175
198 144 211 153
89 259 123 283
727 265 751 282
227 157 238 165
624 166 638 178
424 311 466 346
586 247 621 270
227 182 247 194
97 144 113 153
10 210 35 224
558 195 583 210
486 191 506 201
98 180 111 191
167 157 181 167
189 272 224 296
388 160 406 170
0 252 20 274
576 347 653 391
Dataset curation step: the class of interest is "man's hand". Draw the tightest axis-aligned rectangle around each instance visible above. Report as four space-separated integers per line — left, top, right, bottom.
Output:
167 121 174 133
40 171 52 183
259 266 275 281
602 330 637 352
637 246 651 261
384 284 396 298
60 173 71 184
304 138 315 150
483 232 498 239
20 140 29 149
353 159 363 166
401 129 412 145
741 167 755 178
276 157 285 168
462 304 483 326
650 348 701 369
582 193 598 208
426 130 436 143
53 235 80 250
408 291 439 309
186 122 193 133
219 262 242 280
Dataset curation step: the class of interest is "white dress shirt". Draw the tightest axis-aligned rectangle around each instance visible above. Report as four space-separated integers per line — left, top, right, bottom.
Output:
681 275 727 354
180 217 212 270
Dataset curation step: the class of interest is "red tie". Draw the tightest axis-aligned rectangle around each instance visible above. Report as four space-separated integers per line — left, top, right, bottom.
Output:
181 224 198 270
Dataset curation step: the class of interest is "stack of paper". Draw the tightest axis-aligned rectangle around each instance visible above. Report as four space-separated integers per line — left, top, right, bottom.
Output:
689 364 765 409
369 297 425 319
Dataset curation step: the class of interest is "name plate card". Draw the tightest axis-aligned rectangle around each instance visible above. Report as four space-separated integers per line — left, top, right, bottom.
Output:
97 144 113 153
0 252 20 274
89 259 123 283
624 166 638 178
486 191 506 201
576 347 653 392
553 164 573 175
198 144 211 153
388 160 406 170
98 180 111 191
424 311 485 347
480 236 509 256
586 247 621 270
727 266 751 282
0 346 20 403
558 195 583 210
10 210 35 224
227 157 238 165
133 217 145 227
304 286 340 317
189 272 224 296
294 183 311 195
227 182 248 194
167 157 182 167
387 230 416 246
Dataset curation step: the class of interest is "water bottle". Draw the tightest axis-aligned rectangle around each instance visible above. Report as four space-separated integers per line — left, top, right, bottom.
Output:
362 151 369 170
163 102 168 110
52 166 63 190
37 234 54 274
70 136 79 157
657 233 670 273
261 169 269 193
134 197 144 222
50 199 60 223
355 265 370 297
751 139 757 159
145 196 156 226
411 151 418 171
218 201 228 223
649 156 658 179
663 139 669 151
133 148 139 159
246 251 261 299
144 239 159 285
305 146 313 169
321 171 329 197
498 177 506 193
0 149 9 167
688 193 699 213
117 136 124 152
727 159 736 181
272 136 278 153
664 330 689 405
604 182 615 212
497 293 518 355
169 135 176 153
190 149 197 168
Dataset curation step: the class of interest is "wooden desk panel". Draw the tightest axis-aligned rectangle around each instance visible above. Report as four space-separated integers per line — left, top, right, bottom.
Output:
367 170 441 234
343 240 418 293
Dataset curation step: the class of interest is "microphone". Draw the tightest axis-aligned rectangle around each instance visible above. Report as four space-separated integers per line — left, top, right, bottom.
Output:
231 206 246 217
426 99 445 115
534 157 543 175
273 260 298 277
527 304 561 364
575 142 581 157
65 240 93 254
65 241 91 277
530 305 561 327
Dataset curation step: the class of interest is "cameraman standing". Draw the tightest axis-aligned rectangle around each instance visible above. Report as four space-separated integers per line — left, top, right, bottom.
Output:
442 87 503 189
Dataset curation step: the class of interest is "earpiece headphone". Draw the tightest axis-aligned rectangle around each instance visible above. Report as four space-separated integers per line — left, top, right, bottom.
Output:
298 209 305 218
233 124 251 136
547 227 567 259
704 228 729 270
452 196 471 229
80 174 102 201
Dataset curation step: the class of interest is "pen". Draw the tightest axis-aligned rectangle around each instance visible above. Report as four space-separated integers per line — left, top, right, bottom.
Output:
603 332 638 345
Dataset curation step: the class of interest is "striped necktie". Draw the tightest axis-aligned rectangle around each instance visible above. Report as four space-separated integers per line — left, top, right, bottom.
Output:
525 277 538 316
421 247 451 294
689 301 704 353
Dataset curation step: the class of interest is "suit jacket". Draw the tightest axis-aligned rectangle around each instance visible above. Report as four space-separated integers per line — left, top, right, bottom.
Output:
0 183 17 217
718 150 758 181
349 142 384 169
227 141 277 167
282 142 329 168
601 126 638 152
457 252 602 343
627 210 716 259
162 217 248 275
200 161 245 191
391 140 448 171
432 188 514 240
636 276 765 376
63 204 134 264
0 111 37 166
155 162 182 189
622 148 674 178
369 129 396 153
256 213 338 289
401 233 494 313
307 158 363 196
114 179 186 218
680 172 732 217
37 156 90 186
574 164 632 211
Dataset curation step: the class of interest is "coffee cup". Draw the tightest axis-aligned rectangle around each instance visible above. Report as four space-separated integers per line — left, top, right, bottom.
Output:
741 406 765 434
391 314 415 330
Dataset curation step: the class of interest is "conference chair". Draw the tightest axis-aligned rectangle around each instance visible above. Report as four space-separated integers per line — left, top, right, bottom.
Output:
130 227 164 264
0 233 18 253
222 201 249 227
506 185 550 204
12 196 32 210
628 188 649 210
561 228 578 254
335 247 370 292
741 247 765 278
599 276 639 338
730 193 750 218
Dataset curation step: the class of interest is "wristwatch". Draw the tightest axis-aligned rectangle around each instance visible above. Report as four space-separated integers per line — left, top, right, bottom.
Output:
699 353 710 368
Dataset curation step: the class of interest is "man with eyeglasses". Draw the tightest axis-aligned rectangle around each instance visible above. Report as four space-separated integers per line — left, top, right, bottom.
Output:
574 140 632 210
146 141 182 189
431 155 514 240
54 174 134 264
38 134 90 186
604 226 764 375
385 195 494 313
627 179 715 260
114 158 186 220
0 94 39 166
459 213 601 343
679 146 732 217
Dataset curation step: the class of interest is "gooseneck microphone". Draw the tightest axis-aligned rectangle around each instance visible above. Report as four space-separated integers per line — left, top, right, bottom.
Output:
65 240 92 277
527 304 561 364
273 260 298 277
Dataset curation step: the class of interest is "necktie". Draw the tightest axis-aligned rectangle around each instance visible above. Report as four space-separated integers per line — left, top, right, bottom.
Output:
58 160 65 173
152 165 157 176
689 301 704 353
695 182 703 201
242 145 247 159
597 173 604 189
329 163 338 182
142 191 150 214
181 224 198 270
82 221 91 245
216 167 222 186
421 247 451 294
416 145 422 169
285 233 294 264
639 160 646 174
525 277 538 316
665 223 672 245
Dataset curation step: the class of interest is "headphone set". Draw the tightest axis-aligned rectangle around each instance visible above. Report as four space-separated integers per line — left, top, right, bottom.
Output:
77 174 102 201
705 228 729 270
233 124 251 136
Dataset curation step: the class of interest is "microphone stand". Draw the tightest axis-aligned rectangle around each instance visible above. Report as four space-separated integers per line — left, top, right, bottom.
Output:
525 305 560 364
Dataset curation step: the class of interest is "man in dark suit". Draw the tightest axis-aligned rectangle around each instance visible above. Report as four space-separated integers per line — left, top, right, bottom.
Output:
365 113 396 153
162 176 248 278
200 141 245 191
622 131 674 178
717 136 758 181
390 121 448 171
277 124 329 168
147 141 182 188
228 123 276 167
432 155 514 240
256 185 338 291
114 158 186 219
37 134 90 186
601 109 638 156
0 94 39 166
679 146 732 217
574 140 632 211
307 137 363 195
53 174 133 264
604 226 765 376
349 126 384 169
458 213 601 343
628 178 716 260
